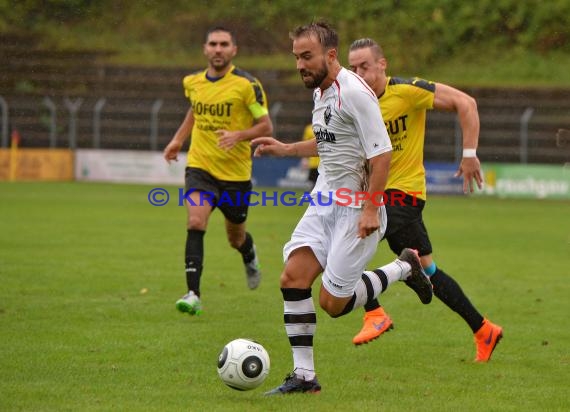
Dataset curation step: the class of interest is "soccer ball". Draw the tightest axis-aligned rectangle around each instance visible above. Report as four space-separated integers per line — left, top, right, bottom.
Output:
217 338 270 391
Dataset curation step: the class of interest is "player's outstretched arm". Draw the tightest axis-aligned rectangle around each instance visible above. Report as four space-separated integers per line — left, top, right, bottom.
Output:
252 137 317 158
433 82 483 193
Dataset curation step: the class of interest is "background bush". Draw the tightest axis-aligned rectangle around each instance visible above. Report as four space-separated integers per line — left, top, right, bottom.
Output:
1 0 568 84
2 0 567 54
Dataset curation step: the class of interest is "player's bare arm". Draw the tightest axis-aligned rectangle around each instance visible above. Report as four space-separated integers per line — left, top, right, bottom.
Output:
164 107 194 163
252 136 318 158
217 114 273 150
358 151 391 239
433 82 483 193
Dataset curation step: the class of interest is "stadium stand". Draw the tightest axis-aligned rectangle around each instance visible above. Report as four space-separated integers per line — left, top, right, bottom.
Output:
1 33 568 164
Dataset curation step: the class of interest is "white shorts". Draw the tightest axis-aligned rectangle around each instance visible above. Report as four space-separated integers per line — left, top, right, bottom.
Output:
283 202 387 298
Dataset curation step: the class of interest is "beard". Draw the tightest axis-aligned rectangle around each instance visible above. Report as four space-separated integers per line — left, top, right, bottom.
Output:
299 64 328 89
209 56 231 72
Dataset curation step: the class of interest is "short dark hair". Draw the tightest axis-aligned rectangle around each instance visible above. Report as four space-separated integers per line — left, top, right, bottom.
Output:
349 38 385 59
205 25 237 45
290 20 338 50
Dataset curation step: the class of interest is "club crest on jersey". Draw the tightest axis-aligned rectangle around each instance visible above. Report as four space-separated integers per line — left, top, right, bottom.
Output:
324 105 332 125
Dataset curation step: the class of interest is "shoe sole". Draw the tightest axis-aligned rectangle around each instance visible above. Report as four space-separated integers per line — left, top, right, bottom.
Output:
247 273 261 290
176 300 202 316
401 249 433 304
354 323 394 346
264 373 322 396
265 387 322 396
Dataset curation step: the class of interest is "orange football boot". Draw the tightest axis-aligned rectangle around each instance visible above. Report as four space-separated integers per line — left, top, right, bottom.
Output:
353 307 394 345
474 318 503 362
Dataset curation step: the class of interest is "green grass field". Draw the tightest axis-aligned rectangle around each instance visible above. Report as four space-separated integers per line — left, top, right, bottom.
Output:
1 182 568 411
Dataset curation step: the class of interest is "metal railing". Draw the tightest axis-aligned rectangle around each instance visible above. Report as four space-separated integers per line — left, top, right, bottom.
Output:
93 98 106 148
0 95 564 165
64 98 83 149
1 96 165 150
42 97 57 148
520 107 535 164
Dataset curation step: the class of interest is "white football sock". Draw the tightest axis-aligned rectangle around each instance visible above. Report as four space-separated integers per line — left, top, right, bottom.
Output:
284 298 316 381
378 259 411 283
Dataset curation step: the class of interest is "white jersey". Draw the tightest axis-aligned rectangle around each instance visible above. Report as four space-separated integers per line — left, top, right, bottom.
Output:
311 68 392 207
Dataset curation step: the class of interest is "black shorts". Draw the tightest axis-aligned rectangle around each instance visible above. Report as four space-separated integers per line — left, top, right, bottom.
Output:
383 189 433 257
184 167 252 224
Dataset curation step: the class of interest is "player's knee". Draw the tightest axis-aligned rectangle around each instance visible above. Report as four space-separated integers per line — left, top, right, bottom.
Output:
279 270 295 288
187 215 206 231
318 294 343 317
227 235 243 250
318 298 335 316
279 269 312 289
321 305 341 318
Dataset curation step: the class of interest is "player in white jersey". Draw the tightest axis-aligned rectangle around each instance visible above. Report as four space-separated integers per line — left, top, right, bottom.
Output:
252 21 433 395
311 67 390 205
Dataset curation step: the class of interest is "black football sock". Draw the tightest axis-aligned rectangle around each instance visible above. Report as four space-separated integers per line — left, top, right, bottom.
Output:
185 229 205 296
237 232 255 264
431 268 484 333
364 299 381 312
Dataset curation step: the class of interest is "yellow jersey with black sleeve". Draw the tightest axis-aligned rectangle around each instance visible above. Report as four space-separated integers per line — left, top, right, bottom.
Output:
183 65 269 181
302 124 320 169
379 77 435 200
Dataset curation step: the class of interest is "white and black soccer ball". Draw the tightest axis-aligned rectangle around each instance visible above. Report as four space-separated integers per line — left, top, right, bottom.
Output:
217 338 270 391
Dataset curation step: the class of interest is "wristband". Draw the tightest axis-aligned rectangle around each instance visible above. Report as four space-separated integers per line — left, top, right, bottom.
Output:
462 148 477 158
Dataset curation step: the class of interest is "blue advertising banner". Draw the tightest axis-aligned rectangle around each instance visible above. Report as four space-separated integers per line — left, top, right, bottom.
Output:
252 157 305 188
424 162 464 195
253 159 466 194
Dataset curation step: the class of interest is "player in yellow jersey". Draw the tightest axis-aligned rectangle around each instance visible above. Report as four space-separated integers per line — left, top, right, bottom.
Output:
300 124 320 188
163 26 273 315
348 38 502 362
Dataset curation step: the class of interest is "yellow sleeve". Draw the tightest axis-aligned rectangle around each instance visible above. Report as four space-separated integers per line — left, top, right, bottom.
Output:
302 124 314 141
408 78 435 110
246 79 269 120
